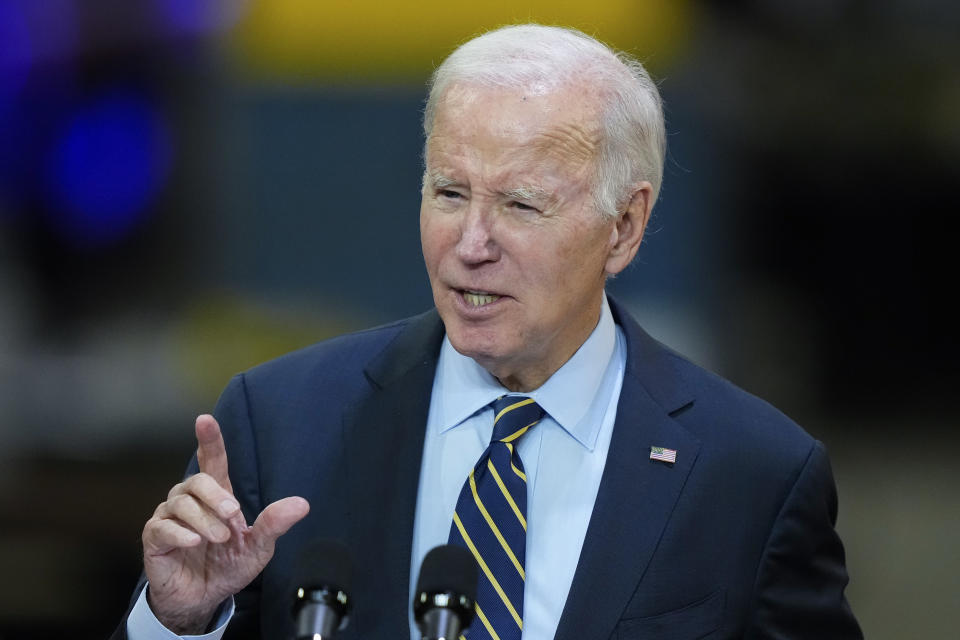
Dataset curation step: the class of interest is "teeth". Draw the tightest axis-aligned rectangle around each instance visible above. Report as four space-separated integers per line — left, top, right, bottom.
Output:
463 291 500 307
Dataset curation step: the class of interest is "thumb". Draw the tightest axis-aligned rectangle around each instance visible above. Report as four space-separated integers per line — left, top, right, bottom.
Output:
250 496 310 550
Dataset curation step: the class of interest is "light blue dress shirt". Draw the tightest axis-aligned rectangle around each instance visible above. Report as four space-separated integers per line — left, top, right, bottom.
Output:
409 295 626 639
128 296 625 640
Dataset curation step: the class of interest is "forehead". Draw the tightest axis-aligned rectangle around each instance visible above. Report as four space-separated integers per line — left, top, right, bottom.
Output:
425 84 601 183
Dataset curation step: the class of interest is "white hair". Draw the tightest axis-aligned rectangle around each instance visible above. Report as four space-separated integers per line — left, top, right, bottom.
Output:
423 24 666 218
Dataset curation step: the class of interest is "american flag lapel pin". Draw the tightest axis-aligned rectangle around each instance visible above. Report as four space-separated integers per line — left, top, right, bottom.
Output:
650 446 677 464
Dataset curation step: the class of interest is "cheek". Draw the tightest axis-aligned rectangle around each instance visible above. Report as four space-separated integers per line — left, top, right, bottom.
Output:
418 203 433 244
420 212 455 270
553 226 612 282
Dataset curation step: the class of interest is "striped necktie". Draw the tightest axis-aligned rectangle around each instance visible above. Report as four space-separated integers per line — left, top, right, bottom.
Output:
448 396 545 640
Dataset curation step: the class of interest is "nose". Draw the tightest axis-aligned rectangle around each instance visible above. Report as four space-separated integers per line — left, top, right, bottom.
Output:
455 203 500 264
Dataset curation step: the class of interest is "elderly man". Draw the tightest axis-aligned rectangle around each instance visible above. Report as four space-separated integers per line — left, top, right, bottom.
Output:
115 24 861 640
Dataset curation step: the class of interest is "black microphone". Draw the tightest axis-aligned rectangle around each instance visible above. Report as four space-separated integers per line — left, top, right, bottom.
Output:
291 539 354 639
413 545 478 640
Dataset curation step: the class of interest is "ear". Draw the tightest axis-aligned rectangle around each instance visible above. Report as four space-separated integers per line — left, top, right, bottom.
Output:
604 182 653 276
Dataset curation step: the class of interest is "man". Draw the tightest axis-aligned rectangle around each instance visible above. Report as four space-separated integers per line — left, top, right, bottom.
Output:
116 24 861 640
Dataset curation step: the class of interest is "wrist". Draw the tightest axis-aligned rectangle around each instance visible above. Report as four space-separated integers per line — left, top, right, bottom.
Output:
146 586 221 636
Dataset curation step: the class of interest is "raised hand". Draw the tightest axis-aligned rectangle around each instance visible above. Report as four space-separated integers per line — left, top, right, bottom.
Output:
141 415 310 634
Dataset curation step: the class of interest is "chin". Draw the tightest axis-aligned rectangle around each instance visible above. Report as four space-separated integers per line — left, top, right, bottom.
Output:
445 325 506 366
447 330 495 361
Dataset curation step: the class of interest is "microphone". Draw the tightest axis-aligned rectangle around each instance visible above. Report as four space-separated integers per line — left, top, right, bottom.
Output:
413 545 478 640
291 539 354 639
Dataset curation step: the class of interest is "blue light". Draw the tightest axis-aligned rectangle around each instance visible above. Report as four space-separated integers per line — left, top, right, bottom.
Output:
0 1 31 221
154 0 249 36
0 1 32 104
45 89 172 248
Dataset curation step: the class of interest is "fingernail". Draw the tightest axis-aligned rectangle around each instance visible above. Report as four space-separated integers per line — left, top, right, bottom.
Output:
219 499 239 516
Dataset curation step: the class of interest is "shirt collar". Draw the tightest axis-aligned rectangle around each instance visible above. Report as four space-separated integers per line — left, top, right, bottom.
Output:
433 295 617 450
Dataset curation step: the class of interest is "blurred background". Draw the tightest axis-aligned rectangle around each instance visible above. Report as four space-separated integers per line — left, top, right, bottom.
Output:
0 0 957 637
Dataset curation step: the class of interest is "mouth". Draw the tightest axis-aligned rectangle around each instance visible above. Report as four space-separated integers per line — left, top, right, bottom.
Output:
460 289 502 307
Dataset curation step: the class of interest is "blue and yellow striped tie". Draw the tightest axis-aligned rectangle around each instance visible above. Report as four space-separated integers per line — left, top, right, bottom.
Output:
449 396 545 640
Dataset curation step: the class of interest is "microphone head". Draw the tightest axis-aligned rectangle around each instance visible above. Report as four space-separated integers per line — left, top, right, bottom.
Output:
413 544 478 627
291 538 354 629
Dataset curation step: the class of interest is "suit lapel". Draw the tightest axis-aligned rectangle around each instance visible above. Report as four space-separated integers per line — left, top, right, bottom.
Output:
341 310 445 638
335 300 701 639
555 300 702 640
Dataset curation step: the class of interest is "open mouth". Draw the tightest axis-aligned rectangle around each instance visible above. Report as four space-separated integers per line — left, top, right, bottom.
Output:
461 290 501 307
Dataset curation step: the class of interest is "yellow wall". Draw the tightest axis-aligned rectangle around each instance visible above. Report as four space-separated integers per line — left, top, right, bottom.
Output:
227 0 691 81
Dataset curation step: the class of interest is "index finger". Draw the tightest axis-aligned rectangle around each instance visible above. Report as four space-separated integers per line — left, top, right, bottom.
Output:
195 414 233 494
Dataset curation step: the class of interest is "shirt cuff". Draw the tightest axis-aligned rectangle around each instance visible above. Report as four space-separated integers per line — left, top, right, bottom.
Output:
126 582 234 640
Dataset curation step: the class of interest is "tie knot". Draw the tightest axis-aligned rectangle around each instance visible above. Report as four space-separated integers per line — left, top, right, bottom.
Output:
491 396 544 443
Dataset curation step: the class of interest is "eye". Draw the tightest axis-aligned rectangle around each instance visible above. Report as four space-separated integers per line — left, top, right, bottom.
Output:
509 201 538 213
439 189 463 201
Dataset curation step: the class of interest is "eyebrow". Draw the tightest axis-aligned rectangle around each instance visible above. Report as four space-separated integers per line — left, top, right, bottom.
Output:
502 185 550 203
423 171 552 204
424 171 458 190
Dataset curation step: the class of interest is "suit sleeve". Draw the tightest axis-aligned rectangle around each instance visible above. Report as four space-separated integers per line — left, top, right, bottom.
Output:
744 441 862 639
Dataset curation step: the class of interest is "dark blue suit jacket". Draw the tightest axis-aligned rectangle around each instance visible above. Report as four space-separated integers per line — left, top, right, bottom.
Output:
116 299 861 639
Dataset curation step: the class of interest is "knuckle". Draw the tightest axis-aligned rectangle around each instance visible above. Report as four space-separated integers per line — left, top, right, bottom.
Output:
166 493 194 514
143 516 166 542
187 472 218 494
152 501 168 518
182 473 202 490
166 481 185 499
